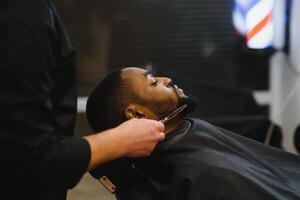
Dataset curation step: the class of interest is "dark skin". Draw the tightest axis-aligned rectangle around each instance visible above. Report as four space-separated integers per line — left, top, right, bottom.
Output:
121 67 187 133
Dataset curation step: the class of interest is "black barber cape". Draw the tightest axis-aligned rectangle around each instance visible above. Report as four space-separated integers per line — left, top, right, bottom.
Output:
0 0 90 199
120 118 300 200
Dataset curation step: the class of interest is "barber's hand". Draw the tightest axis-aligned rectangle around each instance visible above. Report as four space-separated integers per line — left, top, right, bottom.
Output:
84 118 165 170
116 118 165 157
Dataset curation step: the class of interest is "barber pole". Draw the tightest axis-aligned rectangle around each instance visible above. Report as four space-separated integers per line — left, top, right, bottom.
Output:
233 0 274 49
233 0 249 36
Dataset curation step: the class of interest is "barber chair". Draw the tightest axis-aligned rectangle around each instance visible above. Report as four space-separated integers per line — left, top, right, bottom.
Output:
90 158 139 199
89 80 282 199
191 84 281 148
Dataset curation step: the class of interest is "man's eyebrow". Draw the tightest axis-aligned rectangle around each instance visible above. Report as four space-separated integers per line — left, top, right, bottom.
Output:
143 70 152 78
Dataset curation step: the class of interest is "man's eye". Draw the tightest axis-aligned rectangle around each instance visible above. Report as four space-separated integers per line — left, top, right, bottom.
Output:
151 80 158 86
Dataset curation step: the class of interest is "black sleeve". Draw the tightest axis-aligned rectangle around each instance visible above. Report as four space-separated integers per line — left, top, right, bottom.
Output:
0 19 90 190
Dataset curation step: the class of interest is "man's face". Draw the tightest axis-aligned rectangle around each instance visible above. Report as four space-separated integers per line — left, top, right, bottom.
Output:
121 67 187 120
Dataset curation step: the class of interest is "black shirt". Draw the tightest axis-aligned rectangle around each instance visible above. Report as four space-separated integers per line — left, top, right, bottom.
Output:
122 119 300 200
0 0 90 199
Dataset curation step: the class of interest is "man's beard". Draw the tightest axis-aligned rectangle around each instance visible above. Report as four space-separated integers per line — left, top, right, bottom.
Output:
154 95 198 120
140 89 198 120
178 95 198 115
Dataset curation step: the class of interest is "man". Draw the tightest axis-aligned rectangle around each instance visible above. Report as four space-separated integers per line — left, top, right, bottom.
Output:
87 67 300 200
0 1 164 199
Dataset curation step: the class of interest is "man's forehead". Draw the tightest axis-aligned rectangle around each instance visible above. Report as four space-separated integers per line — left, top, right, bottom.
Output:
121 67 147 80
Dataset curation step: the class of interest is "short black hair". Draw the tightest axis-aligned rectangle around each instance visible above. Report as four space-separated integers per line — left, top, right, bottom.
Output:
86 70 132 132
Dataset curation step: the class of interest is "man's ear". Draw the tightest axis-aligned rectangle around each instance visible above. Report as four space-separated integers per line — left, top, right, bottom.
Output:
124 104 146 119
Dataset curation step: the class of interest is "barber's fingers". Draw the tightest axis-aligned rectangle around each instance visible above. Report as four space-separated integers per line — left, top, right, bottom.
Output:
151 120 165 141
156 121 165 132
139 118 165 136
157 132 165 141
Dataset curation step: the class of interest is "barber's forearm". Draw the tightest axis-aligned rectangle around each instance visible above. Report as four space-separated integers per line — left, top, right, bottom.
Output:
83 128 124 171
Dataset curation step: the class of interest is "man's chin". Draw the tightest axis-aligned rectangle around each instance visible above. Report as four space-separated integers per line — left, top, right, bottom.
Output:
178 95 198 115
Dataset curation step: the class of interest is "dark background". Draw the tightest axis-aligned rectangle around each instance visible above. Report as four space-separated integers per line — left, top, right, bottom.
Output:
55 0 270 95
